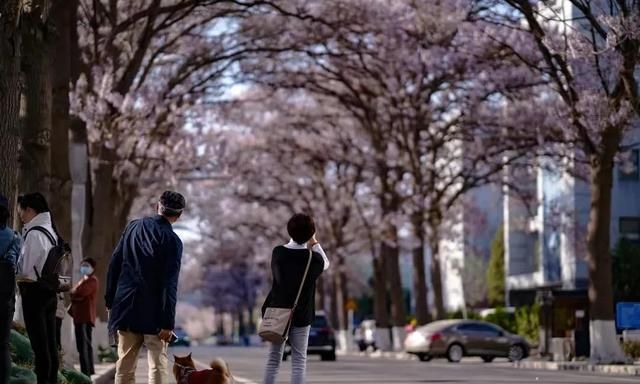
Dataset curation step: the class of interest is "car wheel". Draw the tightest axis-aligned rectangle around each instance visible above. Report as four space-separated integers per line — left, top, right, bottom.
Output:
508 345 525 362
446 344 464 363
481 356 495 363
321 352 337 361
418 353 432 362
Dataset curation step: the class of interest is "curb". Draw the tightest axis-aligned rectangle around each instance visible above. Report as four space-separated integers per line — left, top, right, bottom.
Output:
92 364 116 384
515 360 640 376
338 350 417 361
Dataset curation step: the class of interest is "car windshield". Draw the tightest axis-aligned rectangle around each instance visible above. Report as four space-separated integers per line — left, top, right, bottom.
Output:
312 316 329 328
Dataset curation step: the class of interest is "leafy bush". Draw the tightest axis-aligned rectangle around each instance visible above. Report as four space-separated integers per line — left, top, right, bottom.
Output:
446 310 482 320
98 345 118 363
484 307 516 333
9 330 34 366
61 369 91 384
9 363 37 384
622 341 640 359
487 226 505 307
515 303 539 344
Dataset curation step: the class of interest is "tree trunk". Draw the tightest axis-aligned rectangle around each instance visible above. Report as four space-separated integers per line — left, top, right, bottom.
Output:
49 0 73 242
382 240 406 327
334 258 348 332
316 274 326 311
411 214 430 325
0 0 22 213
87 147 137 320
587 135 627 363
21 6 52 196
431 238 446 320
329 273 339 329
372 256 389 329
429 221 446 320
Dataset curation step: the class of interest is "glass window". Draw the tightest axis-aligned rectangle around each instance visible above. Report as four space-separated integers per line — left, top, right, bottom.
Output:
620 217 640 242
619 150 639 181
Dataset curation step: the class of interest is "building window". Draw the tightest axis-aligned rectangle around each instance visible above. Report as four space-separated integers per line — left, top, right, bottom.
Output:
620 217 640 242
619 149 639 181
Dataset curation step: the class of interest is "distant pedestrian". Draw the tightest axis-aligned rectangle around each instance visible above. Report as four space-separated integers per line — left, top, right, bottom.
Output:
16 193 61 384
70 258 98 376
262 213 330 384
0 194 21 384
106 191 186 384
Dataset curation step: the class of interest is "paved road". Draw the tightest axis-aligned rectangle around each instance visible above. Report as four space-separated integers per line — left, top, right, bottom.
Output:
151 345 639 384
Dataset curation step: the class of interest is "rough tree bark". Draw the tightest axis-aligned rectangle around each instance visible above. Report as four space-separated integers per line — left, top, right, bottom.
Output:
428 213 446 320
411 213 430 325
0 0 23 212
20 1 52 196
587 127 627 363
49 0 74 241
382 236 406 327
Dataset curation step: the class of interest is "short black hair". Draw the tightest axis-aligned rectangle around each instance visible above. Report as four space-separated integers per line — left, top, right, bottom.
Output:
82 257 97 269
0 206 9 228
287 213 316 244
159 191 186 218
17 192 50 214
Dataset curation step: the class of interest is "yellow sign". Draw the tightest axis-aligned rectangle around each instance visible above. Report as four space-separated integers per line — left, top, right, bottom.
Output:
346 299 358 311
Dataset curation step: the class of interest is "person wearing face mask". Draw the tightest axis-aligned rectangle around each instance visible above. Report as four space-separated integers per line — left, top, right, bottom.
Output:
69 258 98 376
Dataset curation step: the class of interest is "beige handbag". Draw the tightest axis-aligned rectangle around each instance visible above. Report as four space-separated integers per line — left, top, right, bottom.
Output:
259 250 313 344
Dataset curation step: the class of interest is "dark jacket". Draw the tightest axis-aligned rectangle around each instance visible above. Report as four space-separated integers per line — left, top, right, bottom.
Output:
70 275 98 326
105 215 183 334
261 246 325 327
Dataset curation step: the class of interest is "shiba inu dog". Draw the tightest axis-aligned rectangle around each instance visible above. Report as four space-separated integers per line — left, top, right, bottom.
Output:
173 353 233 384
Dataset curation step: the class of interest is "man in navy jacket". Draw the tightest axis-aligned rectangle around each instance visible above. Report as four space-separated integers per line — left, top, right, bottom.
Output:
106 191 186 384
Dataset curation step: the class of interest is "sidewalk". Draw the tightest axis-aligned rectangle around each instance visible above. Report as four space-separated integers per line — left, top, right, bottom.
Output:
515 359 640 376
83 362 116 384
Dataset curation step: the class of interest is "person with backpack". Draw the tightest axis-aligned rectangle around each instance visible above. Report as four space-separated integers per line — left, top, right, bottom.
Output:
0 194 21 384
106 191 186 384
16 193 65 384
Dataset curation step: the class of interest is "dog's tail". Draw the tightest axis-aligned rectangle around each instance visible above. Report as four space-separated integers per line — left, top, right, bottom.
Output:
210 358 233 381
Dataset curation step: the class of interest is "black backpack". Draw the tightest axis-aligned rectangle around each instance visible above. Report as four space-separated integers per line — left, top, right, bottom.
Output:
25 226 72 293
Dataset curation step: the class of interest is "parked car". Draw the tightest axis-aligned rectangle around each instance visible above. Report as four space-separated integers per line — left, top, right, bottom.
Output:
170 327 191 347
284 312 336 361
404 319 529 363
354 320 377 352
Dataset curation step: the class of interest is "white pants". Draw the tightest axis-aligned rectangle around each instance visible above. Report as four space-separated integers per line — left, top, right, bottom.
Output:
263 326 311 384
115 330 168 384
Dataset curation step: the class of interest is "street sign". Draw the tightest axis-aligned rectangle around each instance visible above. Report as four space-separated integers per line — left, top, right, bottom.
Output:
616 302 640 330
346 299 358 311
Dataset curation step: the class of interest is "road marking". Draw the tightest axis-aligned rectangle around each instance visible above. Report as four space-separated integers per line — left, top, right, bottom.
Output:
193 358 259 384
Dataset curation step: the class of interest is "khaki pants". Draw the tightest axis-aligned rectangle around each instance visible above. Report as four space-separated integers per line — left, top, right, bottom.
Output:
115 330 168 384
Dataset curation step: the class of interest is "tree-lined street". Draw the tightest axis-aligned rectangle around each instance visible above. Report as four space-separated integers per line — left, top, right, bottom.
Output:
161 346 639 384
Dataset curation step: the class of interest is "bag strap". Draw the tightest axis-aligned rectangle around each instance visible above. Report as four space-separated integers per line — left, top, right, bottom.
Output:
25 226 57 246
292 250 313 309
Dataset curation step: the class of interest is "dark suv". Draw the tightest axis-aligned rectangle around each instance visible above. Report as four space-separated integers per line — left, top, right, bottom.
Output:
284 312 337 361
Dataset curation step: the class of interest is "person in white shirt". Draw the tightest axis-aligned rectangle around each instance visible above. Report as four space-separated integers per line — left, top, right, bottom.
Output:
17 193 59 384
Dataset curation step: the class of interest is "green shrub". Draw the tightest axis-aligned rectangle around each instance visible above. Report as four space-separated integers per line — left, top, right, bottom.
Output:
515 303 540 344
622 341 640 359
98 345 118 363
487 226 505 306
484 307 516 333
446 310 482 320
9 330 34 366
61 369 91 384
11 322 28 337
9 363 36 384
